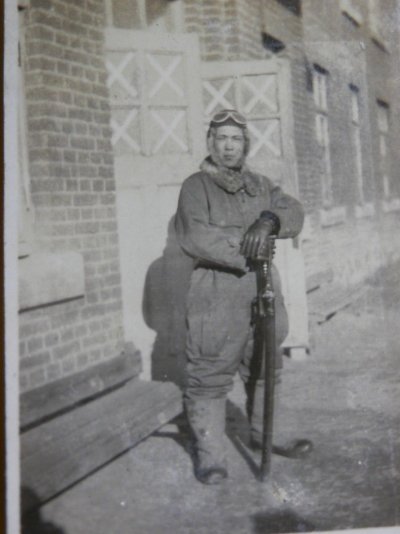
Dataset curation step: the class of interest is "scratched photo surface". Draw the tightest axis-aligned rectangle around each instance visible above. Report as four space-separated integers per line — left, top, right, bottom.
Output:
6 0 400 533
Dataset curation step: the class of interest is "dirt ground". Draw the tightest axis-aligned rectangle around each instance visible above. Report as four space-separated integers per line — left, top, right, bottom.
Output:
27 263 400 534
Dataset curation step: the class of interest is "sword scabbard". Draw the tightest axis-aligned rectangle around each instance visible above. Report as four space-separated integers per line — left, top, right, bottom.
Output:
254 237 276 482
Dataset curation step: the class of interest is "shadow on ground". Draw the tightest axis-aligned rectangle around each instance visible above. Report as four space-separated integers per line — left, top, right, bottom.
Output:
226 399 261 479
21 487 66 534
37 261 400 534
251 509 316 533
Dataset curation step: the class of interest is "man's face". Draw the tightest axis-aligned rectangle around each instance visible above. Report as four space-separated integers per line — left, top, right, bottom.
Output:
212 125 246 168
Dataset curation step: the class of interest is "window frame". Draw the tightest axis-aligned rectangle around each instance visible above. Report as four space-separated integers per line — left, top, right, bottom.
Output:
18 4 34 258
349 85 366 206
368 0 390 52
313 65 333 208
376 100 392 201
105 0 184 32
340 0 364 27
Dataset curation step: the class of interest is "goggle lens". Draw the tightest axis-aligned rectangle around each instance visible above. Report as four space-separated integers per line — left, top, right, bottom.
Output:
211 109 247 126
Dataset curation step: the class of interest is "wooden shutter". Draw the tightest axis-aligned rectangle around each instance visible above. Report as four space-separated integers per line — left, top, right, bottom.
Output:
105 30 205 378
202 58 298 196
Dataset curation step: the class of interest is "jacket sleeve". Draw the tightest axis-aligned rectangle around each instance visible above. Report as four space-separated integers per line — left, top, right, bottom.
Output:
175 176 247 273
267 181 304 239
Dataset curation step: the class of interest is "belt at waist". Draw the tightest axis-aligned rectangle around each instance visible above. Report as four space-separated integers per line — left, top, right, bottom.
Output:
194 260 246 277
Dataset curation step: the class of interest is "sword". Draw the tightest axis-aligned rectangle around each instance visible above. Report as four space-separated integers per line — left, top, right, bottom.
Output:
252 236 276 481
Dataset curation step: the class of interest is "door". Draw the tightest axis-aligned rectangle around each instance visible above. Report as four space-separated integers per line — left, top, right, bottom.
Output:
105 30 205 379
202 59 309 354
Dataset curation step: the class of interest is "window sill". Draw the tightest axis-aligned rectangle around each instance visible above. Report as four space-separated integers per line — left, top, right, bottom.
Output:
300 215 313 242
18 240 32 260
370 28 390 52
382 198 400 213
355 202 375 219
19 251 85 312
320 206 347 227
340 0 363 26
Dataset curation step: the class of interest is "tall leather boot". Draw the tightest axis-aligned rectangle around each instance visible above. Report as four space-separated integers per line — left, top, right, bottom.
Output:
185 397 228 484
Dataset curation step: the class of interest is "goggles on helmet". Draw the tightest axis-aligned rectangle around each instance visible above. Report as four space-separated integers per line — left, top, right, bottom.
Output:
210 109 247 126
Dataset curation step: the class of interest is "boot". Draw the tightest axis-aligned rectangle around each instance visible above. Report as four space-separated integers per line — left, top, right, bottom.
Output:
185 397 228 484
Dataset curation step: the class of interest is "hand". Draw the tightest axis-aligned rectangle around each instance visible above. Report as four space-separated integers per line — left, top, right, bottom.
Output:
240 218 274 259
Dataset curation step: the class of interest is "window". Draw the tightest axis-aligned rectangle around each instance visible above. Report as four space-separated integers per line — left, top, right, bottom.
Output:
313 66 333 207
312 67 327 111
18 3 34 258
368 0 389 51
105 0 184 32
349 85 365 204
107 46 191 157
17 0 86 311
377 100 391 198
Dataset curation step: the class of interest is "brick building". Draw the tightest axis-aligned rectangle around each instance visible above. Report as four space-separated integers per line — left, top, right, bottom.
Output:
15 0 400 506
302 0 400 300
17 0 140 413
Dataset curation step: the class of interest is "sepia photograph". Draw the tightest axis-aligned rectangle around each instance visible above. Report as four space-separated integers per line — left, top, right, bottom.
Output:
4 0 400 533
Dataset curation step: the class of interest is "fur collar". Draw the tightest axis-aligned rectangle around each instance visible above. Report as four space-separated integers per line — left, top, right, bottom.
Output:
200 157 262 196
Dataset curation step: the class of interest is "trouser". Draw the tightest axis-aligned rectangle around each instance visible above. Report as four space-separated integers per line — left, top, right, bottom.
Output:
184 267 288 470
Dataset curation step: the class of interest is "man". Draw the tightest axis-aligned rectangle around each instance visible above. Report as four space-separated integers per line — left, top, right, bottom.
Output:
175 109 305 484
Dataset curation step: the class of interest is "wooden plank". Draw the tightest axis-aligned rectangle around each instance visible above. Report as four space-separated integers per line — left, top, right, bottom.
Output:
21 380 182 506
22 380 156 460
20 343 142 430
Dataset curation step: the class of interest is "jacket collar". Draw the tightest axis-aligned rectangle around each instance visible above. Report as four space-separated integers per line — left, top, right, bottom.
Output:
200 156 262 196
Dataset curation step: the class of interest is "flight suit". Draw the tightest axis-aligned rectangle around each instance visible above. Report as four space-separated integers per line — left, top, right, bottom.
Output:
175 157 304 472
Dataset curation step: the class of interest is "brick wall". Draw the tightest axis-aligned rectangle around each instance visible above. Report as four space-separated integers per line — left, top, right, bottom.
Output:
182 0 320 213
261 1 328 285
364 0 400 199
263 2 321 216
180 0 400 290
235 0 264 59
301 0 400 292
19 0 125 393
183 0 264 61
103 0 400 295
367 0 400 262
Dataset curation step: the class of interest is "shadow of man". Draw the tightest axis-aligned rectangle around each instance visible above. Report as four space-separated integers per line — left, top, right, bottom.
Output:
21 487 66 534
251 508 315 533
143 216 194 390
